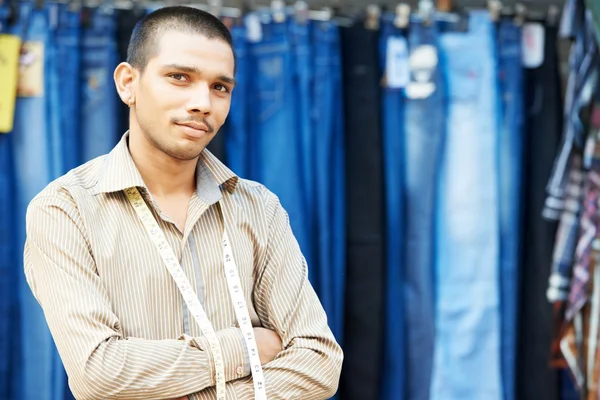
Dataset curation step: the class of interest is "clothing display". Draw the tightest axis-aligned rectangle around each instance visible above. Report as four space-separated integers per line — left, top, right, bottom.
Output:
3 0 600 399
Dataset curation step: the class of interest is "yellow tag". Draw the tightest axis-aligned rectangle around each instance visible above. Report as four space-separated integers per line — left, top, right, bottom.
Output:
17 41 44 98
0 34 21 133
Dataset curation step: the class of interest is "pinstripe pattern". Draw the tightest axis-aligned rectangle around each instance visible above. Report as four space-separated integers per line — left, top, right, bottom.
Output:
24 133 343 400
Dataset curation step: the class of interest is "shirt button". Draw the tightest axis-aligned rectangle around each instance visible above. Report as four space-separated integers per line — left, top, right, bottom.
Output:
236 366 244 376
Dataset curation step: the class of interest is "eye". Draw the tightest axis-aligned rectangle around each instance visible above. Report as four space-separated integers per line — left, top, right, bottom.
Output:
168 73 187 82
214 84 230 93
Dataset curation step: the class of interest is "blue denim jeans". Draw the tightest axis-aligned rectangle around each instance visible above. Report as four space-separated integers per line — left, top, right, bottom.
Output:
498 19 525 400
378 16 406 400
224 23 250 178
80 7 118 163
247 17 311 276
0 7 15 397
9 3 69 399
57 4 81 172
291 18 316 277
403 18 446 400
432 11 502 399
310 20 345 341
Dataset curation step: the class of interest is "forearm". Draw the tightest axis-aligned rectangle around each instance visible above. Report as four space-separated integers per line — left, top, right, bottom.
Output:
66 328 248 400
192 335 343 400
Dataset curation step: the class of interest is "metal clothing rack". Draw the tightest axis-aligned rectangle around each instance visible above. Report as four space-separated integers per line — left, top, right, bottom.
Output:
21 0 566 25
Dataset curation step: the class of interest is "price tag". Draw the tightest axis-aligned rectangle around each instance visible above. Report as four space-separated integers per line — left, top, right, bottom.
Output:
245 13 263 43
17 41 45 97
522 23 545 68
0 34 21 133
386 36 409 89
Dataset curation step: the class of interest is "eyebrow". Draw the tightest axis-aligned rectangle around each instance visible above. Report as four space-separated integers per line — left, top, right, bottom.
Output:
162 64 236 86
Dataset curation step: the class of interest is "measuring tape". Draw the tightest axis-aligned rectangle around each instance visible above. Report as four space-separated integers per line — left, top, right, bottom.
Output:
124 187 267 399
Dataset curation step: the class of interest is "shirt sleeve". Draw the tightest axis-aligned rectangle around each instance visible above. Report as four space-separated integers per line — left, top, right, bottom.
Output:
23 192 250 400
192 191 344 400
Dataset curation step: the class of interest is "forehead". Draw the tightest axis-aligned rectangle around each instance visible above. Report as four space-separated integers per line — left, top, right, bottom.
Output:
150 30 234 73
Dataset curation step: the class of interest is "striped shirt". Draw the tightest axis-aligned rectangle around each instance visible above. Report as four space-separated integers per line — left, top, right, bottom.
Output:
24 133 343 400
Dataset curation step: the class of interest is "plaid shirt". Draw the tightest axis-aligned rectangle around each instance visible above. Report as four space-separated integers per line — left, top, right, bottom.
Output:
547 153 585 303
543 0 599 220
567 133 600 321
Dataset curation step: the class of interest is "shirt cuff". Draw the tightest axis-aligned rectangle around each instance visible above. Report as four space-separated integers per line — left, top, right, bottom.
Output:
235 327 252 375
188 327 251 384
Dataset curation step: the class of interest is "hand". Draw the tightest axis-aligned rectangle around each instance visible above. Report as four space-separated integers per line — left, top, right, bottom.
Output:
253 327 282 365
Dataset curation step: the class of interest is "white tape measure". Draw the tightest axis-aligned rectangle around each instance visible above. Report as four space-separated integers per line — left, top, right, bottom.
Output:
124 187 267 399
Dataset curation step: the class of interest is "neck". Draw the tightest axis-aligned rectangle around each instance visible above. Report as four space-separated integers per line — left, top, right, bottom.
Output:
128 129 197 198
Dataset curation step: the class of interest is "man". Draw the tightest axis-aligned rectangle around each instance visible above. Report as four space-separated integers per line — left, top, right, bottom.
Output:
24 6 343 399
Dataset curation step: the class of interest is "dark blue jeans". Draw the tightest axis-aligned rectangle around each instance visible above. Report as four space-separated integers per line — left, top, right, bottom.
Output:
247 17 311 276
379 15 406 400
224 23 250 178
310 19 345 341
57 3 82 172
0 6 16 398
498 19 525 400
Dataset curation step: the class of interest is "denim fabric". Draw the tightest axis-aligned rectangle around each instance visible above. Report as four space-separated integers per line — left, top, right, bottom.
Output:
57 4 81 172
330 24 346 346
432 11 502 400
80 7 119 163
517 24 562 400
378 15 406 400
9 3 67 399
247 16 310 268
311 20 344 341
0 7 15 397
291 17 316 278
403 19 446 400
339 22 385 400
0 4 11 398
224 23 250 178
497 19 525 400
0 131 15 400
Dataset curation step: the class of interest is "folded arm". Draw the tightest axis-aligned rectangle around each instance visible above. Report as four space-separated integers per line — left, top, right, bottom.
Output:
194 191 344 400
24 193 250 400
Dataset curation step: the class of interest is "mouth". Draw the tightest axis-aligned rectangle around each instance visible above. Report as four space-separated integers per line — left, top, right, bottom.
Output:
175 122 209 132
175 122 210 138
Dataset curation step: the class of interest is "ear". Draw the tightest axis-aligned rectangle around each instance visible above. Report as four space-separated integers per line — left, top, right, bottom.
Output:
114 62 138 107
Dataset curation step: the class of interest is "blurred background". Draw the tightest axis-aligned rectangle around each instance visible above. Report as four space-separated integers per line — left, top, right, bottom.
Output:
1 0 599 398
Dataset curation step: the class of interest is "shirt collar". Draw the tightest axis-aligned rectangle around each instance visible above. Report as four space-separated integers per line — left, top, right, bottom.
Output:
91 132 239 197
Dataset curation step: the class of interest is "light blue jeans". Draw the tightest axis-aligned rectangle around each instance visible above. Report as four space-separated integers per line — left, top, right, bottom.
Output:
432 11 503 400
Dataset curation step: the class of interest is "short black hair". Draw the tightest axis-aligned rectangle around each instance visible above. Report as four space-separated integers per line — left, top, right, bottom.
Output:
127 6 235 72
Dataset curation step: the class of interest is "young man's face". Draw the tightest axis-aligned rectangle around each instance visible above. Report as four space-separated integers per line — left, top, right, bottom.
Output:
132 30 235 161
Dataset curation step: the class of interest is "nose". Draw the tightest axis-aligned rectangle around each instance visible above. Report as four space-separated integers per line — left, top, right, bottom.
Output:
186 83 211 115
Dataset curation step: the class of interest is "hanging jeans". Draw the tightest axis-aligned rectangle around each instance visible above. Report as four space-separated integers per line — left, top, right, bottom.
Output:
497 19 525 400
291 17 316 277
9 3 69 400
0 5 15 398
247 17 311 270
310 20 345 342
80 7 118 163
404 18 446 400
517 25 563 400
225 23 250 178
339 22 385 400
432 11 502 399
378 16 406 400
57 3 81 172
